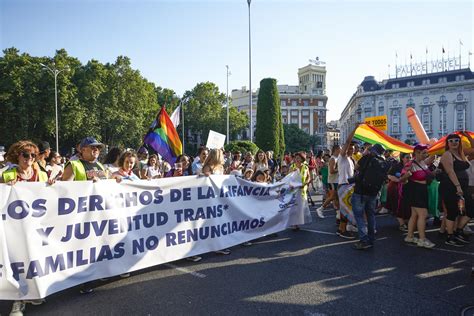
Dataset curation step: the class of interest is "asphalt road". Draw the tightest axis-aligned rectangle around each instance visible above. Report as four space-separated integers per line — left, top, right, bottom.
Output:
1 193 474 316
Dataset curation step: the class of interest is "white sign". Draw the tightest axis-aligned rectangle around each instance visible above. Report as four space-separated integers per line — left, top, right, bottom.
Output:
0 173 310 299
206 130 226 149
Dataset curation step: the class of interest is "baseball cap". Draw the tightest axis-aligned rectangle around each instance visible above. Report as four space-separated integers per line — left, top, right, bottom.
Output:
80 137 104 149
38 141 51 153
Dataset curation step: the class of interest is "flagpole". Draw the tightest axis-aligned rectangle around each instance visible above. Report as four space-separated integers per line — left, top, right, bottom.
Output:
459 39 462 69
395 52 398 78
181 98 185 153
425 47 428 74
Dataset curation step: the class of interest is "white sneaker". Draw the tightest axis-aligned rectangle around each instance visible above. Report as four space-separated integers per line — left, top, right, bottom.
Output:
10 301 25 316
316 206 325 218
378 207 389 214
417 238 435 249
404 236 419 244
346 224 358 232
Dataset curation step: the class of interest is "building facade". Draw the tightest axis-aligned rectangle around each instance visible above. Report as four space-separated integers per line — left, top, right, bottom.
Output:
326 120 340 149
231 64 328 146
339 68 474 144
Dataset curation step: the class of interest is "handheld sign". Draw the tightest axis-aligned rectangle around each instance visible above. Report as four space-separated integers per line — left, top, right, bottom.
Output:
206 130 226 149
364 115 387 131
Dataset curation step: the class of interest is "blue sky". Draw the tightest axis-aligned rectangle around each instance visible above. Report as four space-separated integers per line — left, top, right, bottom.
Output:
1 0 473 120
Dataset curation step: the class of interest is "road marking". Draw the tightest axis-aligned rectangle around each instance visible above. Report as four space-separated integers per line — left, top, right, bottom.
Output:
301 229 336 235
429 247 474 257
164 263 206 278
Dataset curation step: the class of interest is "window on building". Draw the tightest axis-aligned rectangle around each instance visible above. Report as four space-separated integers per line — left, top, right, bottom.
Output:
318 101 324 107
302 110 309 116
291 100 297 106
303 100 309 106
457 93 464 101
378 106 384 115
319 127 325 134
439 95 447 103
456 75 465 81
439 106 447 134
423 97 430 105
392 83 399 89
456 105 466 130
302 118 309 124
422 79 430 85
421 107 432 131
391 110 400 134
407 81 415 87
291 110 298 115
303 127 309 133
291 117 298 124
318 117 324 124
281 100 286 107
392 100 399 107
438 77 447 84
282 117 288 124
407 98 415 107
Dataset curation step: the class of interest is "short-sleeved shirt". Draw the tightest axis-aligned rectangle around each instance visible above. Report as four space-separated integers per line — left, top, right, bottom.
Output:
337 154 354 184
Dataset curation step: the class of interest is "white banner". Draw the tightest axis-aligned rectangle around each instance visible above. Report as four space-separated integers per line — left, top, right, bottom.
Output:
0 172 310 299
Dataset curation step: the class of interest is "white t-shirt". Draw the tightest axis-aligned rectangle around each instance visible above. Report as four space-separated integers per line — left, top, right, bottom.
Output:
337 154 355 184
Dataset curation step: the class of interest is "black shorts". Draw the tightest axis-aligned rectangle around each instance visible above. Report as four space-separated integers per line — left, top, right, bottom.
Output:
407 181 428 209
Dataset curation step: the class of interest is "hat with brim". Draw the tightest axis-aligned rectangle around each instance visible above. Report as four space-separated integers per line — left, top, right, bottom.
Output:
80 137 104 149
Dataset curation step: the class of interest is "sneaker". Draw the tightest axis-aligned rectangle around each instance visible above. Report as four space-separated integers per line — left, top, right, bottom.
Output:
215 249 231 255
120 273 130 278
242 241 253 246
454 231 470 244
399 224 408 232
378 207 389 214
316 206 325 218
336 211 341 220
23 299 45 305
186 256 202 262
404 236 419 244
10 301 25 316
445 235 465 247
346 223 358 232
336 230 356 239
417 238 435 249
353 241 373 250
79 287 94 294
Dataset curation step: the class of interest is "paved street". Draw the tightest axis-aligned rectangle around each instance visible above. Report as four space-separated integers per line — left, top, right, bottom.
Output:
1 193 474 316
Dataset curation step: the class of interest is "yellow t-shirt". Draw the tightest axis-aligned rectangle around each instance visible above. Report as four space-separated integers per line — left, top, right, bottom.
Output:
352 152 363 162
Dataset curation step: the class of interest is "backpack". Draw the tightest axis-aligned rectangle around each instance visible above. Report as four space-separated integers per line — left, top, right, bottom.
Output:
356 155 389 196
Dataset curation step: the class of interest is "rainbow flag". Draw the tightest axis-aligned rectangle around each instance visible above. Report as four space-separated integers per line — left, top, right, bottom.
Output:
354 123 414 153
428 131 474 155
144 106 183 164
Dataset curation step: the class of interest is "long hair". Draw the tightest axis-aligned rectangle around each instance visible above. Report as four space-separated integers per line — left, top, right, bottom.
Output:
202 149 224 174
254 150 268 164
445 134 466 160
118 151 138 169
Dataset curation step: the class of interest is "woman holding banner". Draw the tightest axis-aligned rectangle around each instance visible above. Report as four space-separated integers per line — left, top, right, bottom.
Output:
1 141 47 315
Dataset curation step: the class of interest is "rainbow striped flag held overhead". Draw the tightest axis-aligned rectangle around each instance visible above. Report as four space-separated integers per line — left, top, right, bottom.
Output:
144 106 183 164
354 123 414 153
428 131 474 155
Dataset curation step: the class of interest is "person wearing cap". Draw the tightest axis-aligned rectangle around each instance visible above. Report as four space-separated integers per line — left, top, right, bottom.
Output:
402 144 436 248
62 137 107 182
438 133 474 247
351 143 390 250
36 141 51 173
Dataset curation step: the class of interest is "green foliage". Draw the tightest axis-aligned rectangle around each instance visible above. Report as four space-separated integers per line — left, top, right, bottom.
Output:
182 82 248 150
255 78 284 156
224 140 259 155
283 124 311 153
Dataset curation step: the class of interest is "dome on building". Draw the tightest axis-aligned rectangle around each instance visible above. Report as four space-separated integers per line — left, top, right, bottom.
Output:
360 76 380 92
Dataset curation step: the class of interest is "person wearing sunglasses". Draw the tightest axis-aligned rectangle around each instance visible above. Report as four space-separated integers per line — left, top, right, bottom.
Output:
1 141 48 314
1 140 48 184
438 133 473 247
62 137 107 182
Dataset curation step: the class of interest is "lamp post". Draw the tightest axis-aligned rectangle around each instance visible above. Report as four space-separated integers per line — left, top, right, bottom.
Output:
40 62 69 152
226 65 231 145
247 0 253 142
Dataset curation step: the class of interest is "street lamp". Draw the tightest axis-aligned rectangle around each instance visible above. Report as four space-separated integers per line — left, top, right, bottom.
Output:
247 0 253 142
40 62 69 152
226 65 231 145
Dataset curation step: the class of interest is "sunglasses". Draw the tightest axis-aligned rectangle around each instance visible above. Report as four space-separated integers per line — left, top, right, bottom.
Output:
448 139 460 144
21 152 36 159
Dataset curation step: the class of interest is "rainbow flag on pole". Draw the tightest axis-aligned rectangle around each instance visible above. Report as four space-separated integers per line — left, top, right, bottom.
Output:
354 123 414 153
144 106 183 164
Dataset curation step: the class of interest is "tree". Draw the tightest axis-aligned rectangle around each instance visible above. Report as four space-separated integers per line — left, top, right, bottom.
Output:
255 78 284 156
181 82 248 153
224 140 259 155
283 124 311 153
